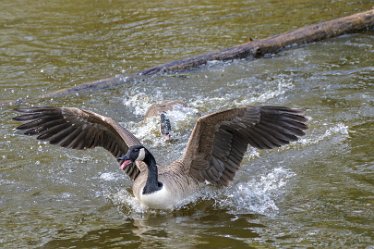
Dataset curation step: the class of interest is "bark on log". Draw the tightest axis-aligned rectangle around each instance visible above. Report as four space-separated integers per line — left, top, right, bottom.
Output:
19 9 374 99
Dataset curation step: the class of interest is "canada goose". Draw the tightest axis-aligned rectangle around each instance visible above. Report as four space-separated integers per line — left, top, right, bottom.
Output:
144 100 186 141
13 105 307 209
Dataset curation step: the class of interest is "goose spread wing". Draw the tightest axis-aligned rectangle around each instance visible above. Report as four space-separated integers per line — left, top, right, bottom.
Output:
13 107 142 180
180 106 308 186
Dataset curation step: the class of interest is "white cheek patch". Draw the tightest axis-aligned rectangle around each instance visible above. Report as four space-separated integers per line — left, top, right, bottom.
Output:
136 148 145 161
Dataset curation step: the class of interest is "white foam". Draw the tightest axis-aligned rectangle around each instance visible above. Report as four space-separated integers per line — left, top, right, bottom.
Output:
110 188 146 213
124 103 199 145
124 118 165 146
166 105 199 124
190 97 229 110
217 167 296 215
122 93 152 116
99 172 123 182
299 123 349 146
111 166 294 215
236 77 294 105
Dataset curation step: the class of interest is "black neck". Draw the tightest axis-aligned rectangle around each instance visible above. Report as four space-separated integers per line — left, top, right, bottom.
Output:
142 152 163 195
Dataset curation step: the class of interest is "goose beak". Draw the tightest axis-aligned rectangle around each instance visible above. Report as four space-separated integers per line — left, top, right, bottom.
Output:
118 155 132 170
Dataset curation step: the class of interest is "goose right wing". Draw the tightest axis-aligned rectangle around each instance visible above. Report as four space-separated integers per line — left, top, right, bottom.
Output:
13 107 143 180
180 106 308 186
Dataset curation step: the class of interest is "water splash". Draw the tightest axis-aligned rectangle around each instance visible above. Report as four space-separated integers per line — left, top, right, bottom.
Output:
122 92 152 116
299 123 349 146
190 96 230 111
235 76 294 105
217 167 296 215
99 172 124 182
110 189 146 213
112 167 295 215
165 104 199 125
126 118 164 145
123 102 199 145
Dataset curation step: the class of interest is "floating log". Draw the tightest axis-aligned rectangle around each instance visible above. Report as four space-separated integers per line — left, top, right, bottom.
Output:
10 9 374 100
140 9 374 76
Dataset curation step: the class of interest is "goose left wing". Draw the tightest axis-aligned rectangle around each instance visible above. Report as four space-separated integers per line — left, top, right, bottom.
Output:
180 106 308 186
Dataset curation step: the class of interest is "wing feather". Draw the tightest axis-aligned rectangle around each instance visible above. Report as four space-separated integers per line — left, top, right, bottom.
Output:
180 106 308 186
14 106 143 181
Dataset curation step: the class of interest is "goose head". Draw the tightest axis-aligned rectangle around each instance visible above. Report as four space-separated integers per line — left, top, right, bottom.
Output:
118 145 162 195
118 145 149 171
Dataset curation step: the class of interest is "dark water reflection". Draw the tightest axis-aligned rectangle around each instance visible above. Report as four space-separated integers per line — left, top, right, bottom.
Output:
1 1 374 248
41 209 262 249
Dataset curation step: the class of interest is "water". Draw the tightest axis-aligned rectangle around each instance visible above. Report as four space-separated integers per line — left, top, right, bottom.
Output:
1 1 373 248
